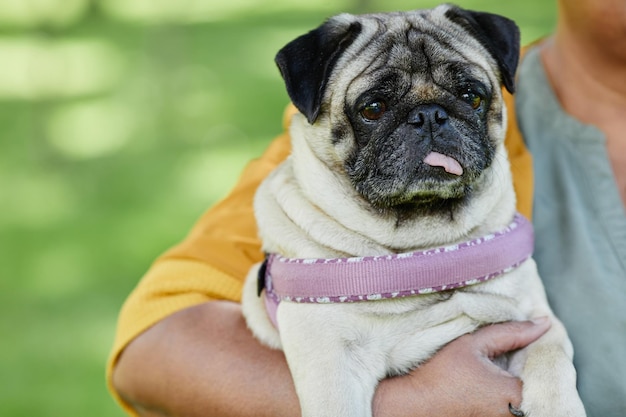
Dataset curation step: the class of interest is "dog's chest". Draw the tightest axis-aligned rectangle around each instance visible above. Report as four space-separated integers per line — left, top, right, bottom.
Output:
277 290 481 375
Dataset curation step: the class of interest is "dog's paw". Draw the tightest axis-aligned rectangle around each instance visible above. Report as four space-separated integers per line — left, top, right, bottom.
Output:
520 376 587 417
519 346 587 417
520 392 586 417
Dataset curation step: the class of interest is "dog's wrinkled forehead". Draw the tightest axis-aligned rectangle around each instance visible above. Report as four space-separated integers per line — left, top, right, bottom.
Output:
340 15 491 102
341 9 472 64
275 4 520 124
336 10 492 94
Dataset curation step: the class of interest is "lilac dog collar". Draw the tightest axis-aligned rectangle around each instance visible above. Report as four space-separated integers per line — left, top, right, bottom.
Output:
261 213 534 327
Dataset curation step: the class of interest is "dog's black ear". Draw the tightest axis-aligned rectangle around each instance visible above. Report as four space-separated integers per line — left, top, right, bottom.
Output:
445 6 520 93
275 17 362 124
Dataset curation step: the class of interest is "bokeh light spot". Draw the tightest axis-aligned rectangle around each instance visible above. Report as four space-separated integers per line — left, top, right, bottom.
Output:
46 98 137 159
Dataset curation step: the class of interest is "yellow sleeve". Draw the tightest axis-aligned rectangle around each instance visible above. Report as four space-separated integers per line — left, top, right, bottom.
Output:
503 68 534 220
106 107 295 415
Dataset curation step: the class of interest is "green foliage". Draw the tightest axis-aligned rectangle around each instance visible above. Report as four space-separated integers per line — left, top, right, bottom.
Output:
0 1 555 415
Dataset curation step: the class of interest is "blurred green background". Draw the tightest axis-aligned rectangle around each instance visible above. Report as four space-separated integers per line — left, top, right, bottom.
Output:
0 0 555 415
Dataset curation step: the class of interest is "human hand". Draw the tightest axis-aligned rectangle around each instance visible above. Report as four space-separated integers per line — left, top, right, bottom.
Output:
373 318 552 417
114 301 550 417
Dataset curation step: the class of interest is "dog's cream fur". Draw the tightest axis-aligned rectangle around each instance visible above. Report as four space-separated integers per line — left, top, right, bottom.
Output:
241 5 586 417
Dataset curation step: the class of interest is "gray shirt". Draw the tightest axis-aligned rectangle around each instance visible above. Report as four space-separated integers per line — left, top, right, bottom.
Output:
516 46 626 417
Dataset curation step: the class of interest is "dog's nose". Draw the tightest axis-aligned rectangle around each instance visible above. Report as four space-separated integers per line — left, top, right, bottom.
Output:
408 104 449 130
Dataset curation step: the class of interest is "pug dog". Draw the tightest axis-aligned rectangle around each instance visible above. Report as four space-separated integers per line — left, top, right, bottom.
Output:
241 4 586 417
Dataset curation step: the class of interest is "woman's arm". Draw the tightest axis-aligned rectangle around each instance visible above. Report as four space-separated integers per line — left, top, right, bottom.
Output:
113 300 550 417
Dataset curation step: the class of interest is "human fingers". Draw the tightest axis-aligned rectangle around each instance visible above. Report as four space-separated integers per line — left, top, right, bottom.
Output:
373 319 552 417
471 318 552 359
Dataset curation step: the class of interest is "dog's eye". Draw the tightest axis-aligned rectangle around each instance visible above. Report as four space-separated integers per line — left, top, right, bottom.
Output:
461 91 482 110
360 101 387 121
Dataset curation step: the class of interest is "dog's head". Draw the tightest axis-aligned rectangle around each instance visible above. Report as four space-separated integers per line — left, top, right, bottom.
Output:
275 5 520 217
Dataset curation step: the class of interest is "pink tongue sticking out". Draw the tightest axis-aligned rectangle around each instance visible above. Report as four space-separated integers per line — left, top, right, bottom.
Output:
423 152 464 176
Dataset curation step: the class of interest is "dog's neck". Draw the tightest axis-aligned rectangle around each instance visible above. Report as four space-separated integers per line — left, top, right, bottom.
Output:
255 114 517 259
